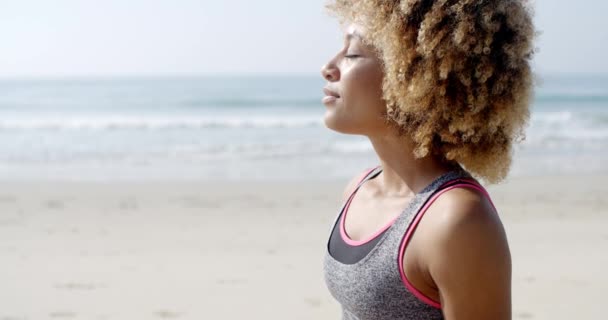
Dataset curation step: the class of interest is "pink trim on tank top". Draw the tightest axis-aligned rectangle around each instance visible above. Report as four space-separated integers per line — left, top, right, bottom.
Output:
397 179 497 309
339 166 396 246
339 190 400 246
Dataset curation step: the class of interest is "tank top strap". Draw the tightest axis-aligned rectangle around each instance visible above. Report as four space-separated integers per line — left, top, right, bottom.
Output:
390 169 474 232
352 165 382 192
325 165 382 237
391 171 491 309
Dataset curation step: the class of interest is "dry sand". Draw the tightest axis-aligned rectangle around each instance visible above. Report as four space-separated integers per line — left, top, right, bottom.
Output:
0 174 606 319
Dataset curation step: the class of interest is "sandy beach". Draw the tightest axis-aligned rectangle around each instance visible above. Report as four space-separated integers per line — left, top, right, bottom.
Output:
2 0 608 317
0 174 605 319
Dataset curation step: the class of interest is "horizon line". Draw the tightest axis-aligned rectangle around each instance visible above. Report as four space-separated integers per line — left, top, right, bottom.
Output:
1 71 608 82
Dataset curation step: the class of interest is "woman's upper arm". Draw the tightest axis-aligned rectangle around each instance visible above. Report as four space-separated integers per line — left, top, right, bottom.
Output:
428 189 512 320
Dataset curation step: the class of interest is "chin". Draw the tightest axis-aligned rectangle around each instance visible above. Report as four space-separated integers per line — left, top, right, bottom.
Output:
323 113 343 133
323 113 359 135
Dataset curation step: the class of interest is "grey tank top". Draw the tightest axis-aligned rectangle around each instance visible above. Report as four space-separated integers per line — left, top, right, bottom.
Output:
322 165 476 320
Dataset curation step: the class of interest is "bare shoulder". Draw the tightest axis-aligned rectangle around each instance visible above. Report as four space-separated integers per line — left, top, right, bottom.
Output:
420 186 512 319
423 186 508 259
425 188 508 263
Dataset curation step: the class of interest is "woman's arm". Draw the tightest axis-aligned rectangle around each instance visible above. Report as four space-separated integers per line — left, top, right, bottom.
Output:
427 188 512 320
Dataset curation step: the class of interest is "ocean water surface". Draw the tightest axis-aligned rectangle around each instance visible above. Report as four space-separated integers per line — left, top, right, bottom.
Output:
0 74 606 181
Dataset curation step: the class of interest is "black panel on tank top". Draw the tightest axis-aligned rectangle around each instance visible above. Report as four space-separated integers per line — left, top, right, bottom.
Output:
328 168 386 264
328 212 390 264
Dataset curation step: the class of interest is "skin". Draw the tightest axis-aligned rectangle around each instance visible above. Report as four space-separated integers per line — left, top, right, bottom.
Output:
320 24 512 320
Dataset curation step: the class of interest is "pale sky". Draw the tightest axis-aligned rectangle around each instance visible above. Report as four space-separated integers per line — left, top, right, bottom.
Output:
1 0 607 78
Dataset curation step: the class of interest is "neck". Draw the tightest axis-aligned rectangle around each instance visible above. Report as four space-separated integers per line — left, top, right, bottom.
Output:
368 133 457 197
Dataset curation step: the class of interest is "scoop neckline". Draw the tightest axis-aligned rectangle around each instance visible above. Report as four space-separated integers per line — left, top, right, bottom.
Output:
327 168 469 267
339 167 462 245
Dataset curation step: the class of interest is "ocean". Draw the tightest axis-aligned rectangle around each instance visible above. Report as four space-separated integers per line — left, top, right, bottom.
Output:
0 74 606 181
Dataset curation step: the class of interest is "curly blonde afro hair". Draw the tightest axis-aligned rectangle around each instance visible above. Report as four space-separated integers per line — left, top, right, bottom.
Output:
326 0 536 183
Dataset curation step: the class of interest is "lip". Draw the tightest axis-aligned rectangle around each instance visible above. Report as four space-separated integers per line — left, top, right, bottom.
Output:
323 87 340 98
322 96 338 105
322 87 340 105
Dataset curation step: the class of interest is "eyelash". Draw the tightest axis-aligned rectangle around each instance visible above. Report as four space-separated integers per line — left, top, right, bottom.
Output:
344 54 360 59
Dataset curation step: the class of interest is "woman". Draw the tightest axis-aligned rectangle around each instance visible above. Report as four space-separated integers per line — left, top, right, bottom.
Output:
320 0 535 319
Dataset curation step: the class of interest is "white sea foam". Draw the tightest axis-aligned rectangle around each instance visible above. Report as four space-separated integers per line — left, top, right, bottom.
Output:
0 115 324 130
0 75 606 180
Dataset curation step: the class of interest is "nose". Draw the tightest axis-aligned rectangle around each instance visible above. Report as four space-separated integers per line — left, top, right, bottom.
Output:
321 62 339 82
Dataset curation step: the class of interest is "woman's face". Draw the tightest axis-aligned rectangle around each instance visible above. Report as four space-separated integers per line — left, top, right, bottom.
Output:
320 24 387 136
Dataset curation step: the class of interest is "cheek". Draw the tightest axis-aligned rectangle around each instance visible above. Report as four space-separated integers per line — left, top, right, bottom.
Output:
343 62 385 118
323 59 386 135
